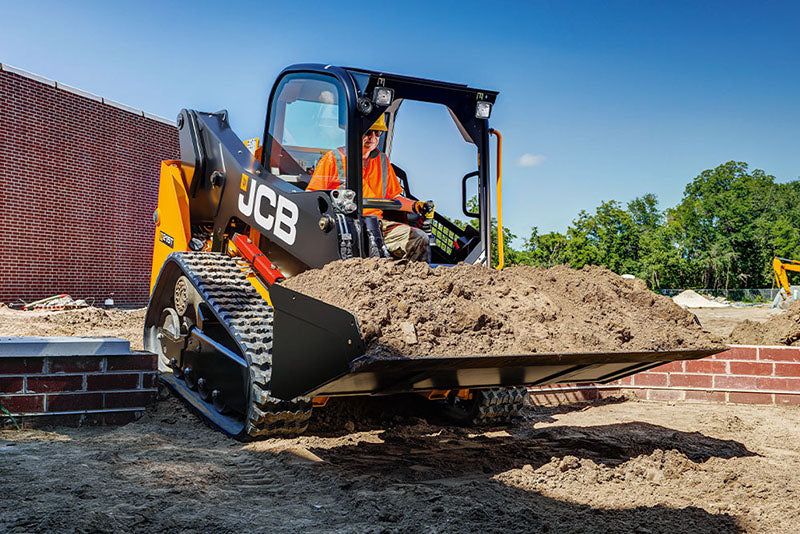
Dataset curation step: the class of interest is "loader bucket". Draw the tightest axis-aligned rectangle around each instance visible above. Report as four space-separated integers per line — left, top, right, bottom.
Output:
269 284 724 400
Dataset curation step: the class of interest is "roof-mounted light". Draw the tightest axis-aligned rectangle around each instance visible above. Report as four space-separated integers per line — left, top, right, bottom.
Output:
475 101 492 120
373 87 394 106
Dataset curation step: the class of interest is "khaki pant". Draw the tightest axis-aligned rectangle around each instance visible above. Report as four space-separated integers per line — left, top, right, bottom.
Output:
380 220 429 261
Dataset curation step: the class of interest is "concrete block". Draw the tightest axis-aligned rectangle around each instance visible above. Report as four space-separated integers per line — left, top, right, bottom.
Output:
56 82 102 102
0 337 131 357
1 64 56 87
102 97 144 116
142 110 176 126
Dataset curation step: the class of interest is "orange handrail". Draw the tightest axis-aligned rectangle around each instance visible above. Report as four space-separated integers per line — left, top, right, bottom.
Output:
489 128 504 270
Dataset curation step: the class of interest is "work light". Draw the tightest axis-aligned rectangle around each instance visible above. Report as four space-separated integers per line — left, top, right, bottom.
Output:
373 87 394 106
475 101 492 119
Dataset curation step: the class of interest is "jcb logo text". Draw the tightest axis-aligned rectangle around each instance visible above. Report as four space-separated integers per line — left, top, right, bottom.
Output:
238 179 299 246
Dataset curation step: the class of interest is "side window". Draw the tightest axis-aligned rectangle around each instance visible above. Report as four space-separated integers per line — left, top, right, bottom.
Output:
265 74 347 188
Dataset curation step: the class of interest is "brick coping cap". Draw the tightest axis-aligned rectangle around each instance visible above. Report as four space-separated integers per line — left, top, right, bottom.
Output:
727 344 800 349
0 336 132 356
0 61 175 126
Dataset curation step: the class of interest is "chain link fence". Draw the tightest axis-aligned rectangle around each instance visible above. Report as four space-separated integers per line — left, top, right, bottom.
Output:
659 288 785 303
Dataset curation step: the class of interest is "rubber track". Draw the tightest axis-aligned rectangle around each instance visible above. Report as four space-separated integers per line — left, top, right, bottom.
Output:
173 252 312 439
472 387 527 425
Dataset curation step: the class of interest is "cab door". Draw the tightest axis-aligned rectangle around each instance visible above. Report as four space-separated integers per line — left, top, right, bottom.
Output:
263 73 350 191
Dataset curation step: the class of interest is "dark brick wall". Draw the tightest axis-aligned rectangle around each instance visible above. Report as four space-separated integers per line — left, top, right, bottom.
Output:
0 67 180 306
0 351 157 427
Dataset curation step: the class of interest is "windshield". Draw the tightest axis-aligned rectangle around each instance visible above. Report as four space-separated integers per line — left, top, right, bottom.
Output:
265 74 347 187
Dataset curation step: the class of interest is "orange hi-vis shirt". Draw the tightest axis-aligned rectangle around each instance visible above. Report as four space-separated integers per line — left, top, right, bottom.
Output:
307 148 402 218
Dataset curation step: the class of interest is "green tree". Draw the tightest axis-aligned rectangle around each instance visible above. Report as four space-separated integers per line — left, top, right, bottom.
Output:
671 161 783 288
564 201 641 274
628 193 661 229
522 228 569 267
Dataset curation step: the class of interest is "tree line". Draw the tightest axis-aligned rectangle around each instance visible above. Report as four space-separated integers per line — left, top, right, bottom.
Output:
461 161 800 290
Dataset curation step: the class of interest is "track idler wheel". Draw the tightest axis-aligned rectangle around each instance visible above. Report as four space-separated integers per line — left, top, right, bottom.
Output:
151 307 186 374
174 276 191 315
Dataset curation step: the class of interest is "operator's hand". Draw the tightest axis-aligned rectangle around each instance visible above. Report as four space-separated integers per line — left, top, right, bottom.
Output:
413 200 435 216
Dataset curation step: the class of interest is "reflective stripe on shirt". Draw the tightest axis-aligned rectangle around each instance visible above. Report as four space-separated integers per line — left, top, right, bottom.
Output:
333 148 346 190
380 153 388 198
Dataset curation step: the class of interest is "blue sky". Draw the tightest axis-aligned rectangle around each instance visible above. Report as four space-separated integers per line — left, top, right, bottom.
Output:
2 1 798 243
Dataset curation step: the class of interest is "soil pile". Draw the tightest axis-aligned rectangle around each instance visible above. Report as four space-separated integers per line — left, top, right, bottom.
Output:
672 290 728 308
0 306 146 350
729 300 800 345
282 259 722 357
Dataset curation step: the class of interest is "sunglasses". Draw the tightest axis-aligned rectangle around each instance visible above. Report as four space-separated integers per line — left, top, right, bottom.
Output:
364 130 383 138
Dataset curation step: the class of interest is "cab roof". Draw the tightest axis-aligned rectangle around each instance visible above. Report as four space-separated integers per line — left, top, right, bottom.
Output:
281 63 498 103
342 66 499 99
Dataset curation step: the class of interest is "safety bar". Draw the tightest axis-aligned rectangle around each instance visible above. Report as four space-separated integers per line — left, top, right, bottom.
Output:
489 129 504 270
362 198 403 211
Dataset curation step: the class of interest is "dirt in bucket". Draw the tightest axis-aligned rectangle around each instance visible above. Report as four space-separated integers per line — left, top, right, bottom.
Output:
282 259 723 358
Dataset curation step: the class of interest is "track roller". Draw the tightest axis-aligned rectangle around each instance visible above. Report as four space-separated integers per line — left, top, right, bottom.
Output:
444 387 528 426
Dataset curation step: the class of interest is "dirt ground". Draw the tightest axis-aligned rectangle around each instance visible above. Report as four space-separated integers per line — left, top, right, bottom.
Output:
690 306 782 339
1 303 798 532
728 300 800 346
0 305 146 350
2 392 799 533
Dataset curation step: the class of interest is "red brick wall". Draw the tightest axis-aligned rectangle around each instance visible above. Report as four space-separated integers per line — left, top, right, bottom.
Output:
529 345 800 407
0 65 179 307
0 351 157 427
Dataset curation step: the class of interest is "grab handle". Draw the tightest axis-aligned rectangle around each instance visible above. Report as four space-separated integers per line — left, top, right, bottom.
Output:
489 128 504 270
461 171 479 218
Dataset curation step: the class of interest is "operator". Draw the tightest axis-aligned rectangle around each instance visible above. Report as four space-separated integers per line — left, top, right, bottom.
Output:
307 115 434 261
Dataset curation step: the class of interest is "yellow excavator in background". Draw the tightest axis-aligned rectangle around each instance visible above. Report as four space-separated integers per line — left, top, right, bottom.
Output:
772 256 800 305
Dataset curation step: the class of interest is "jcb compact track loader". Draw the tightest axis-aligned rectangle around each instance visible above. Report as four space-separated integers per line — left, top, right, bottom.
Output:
145 64 722 439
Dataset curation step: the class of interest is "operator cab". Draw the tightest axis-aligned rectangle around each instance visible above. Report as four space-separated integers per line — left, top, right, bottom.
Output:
261 64 497 266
